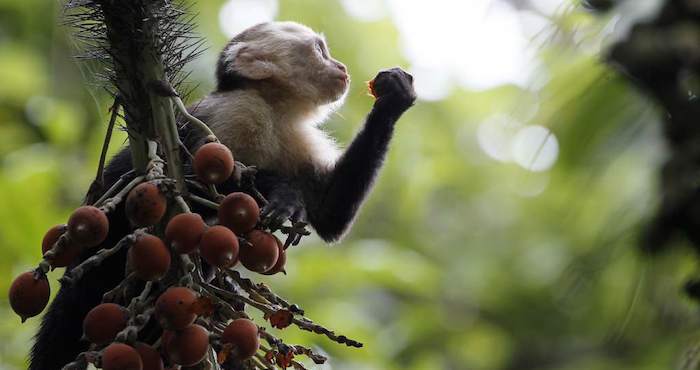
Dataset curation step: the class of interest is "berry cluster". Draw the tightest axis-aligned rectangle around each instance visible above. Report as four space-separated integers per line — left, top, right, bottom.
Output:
9 135 359 370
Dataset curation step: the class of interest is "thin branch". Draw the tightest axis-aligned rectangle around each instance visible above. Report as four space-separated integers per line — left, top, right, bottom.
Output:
187 193 220 210
61 233 138 285
259 331 326 365
115 282 155 344
38 231 73 274
95 174 144 210
103 272 138 303
97 97 121 184
226 270 304 315
253 353 275 370
171 95 216 139
85 96 122 204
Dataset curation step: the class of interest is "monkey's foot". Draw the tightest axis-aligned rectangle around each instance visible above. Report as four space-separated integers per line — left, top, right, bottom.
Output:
261 196 306 231
260 179 307 239
279 221 311 248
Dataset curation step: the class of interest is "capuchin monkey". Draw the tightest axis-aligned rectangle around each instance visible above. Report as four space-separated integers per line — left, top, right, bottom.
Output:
202 21 416 241
31 21 415 370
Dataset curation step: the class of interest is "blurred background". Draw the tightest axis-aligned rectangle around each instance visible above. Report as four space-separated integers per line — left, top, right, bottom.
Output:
1 0 698 369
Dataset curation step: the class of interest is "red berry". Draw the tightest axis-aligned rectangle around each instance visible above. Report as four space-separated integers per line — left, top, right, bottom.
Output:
222 318 259 359
261 235 286 275
200 226 239 268
8 271 50 321
218 193 259 235
193 142 234 185
126 182 167 227
128 233 171 281
41 224 80 268
167 324 210 366
135 342 164 370
155 287 198 330
165 213 207 254
240 230 279 273
161 330 174 355
83 303 128 345
102 343 143 370
67 206 109 247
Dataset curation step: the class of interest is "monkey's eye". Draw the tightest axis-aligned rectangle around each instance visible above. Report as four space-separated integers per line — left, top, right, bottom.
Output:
315 40 328 59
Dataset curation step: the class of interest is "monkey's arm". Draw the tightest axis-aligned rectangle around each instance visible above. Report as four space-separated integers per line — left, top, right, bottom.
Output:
304 68 416 242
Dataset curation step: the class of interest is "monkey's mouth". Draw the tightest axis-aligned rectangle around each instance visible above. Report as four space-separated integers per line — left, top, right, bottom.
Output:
334 74 350 87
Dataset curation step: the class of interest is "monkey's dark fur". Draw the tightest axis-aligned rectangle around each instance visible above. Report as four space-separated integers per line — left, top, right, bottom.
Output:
30 62 415 370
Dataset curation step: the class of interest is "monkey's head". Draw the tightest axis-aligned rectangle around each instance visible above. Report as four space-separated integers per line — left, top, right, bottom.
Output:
216 22 350 106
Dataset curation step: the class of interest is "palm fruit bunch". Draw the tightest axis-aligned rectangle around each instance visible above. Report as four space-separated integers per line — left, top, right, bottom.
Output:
8 1 361 369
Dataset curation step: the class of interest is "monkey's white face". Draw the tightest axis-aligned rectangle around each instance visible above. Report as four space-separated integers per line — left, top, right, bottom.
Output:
222 22 350 106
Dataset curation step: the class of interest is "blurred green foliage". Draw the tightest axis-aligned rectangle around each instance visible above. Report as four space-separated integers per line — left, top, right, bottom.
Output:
1 1 699 369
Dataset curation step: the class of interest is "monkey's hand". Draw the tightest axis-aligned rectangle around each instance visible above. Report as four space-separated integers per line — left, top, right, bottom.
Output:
370 67 417 115
260 182 307 232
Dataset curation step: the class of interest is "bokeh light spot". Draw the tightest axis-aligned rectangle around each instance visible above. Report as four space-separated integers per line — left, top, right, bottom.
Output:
387 0 540 92
476 115 523 162
219 0 278 38
340 0 387 22
511 125 559 172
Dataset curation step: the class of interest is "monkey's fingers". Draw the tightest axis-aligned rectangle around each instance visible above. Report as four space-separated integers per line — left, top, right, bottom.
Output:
292 232 303 247
290 208 307 224
260 202 278 219
288 209 307 247
284 233 296 249
233 161 256 186
261 203 288 230
270 214 289 230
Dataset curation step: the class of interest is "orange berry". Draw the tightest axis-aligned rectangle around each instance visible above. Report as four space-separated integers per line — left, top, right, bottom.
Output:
193 142 234 185
240 230 279 273
135 342 164 370
218 192 259 235
41 224 80 268
367 78 377 98
165 213 207 254
102 343 143 370
155 287 198 330
128 233 171 281
261 235 286 275
126 182 167 227
167 324 210 366
67 206 109 247
161 330 174 356
83 303 128 345
222 318 259 359
8 271 50 321
200 226 239 268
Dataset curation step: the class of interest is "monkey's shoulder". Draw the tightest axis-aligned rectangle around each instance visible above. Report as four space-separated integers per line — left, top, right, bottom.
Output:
194 91 278 167
199 91 274 127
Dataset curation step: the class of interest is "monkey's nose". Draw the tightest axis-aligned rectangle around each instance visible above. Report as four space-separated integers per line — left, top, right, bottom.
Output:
335 62 347 73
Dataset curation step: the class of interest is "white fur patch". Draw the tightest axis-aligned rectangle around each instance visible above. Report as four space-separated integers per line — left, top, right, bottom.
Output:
197 90 341 175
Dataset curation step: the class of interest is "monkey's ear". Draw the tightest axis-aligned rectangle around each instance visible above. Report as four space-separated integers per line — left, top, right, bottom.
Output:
225 44 280 80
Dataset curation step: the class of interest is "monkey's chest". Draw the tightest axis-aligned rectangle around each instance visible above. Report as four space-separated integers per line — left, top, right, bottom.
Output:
224 126 335 176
